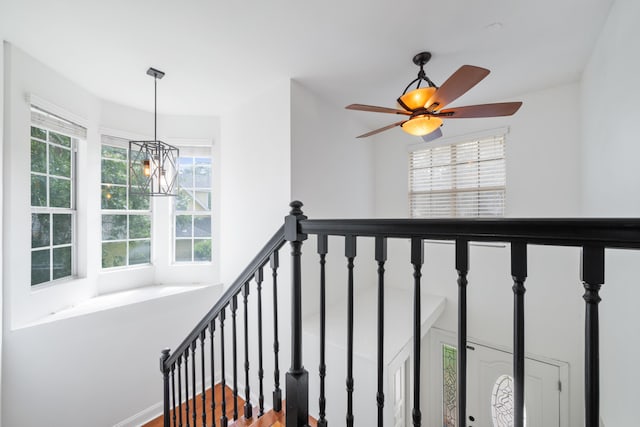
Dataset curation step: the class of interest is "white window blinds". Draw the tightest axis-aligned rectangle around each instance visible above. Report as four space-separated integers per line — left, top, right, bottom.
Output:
31 106 87 139
409 134 506 218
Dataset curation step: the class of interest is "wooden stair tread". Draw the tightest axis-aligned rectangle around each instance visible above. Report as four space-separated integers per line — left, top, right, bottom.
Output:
142 384 242 427
232 408 316 427
143 385 317 427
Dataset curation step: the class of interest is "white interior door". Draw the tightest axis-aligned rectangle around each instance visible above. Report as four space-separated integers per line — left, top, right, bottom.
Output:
466 343 560 427
392 359 407 427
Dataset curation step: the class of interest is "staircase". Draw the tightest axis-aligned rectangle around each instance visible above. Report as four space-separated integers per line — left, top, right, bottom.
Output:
143 384 316 427
156 201 640 427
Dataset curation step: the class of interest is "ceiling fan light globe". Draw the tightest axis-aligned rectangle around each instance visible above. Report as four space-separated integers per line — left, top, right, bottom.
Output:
401 116 443 136
398 87 436 111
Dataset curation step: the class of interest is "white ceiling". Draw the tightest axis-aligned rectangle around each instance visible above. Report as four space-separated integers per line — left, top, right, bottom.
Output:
0 0 614 117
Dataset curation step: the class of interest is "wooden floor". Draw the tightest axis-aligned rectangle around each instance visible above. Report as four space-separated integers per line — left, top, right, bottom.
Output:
143 384 242 427
143 384 316 427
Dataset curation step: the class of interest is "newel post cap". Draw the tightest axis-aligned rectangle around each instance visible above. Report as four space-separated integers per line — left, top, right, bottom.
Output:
285 200 308 242
160 348 171 373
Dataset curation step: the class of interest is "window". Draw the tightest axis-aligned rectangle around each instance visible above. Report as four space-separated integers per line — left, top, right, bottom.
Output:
491 375 527 427
30 107 84 286
409 134 506 217
101 135 151 268
442 344 458 427
174 154 212 262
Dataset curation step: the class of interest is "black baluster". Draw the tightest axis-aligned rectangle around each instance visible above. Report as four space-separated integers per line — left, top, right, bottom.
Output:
285 201 309 427
271 251 282 412
376 237 387 427
345 234 356 427
318 235 328 427
200 331 207 427
581 246 604 427
191 342 197 427
220 308 228 427
411 237 423 427
511 242 527 427
210 320 216 427
231 295 239 420
456 239 469 427
184 349 191 427
256 267 265 416
161 349 171 427
178 356 183 427
243 282 253 419
171 363 177 427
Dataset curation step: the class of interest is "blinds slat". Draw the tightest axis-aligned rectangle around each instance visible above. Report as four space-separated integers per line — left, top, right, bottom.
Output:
409 134 505 218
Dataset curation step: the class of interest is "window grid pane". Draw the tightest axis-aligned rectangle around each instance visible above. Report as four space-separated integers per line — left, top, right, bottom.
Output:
174 155 212 263
410 135 506 218
30 120 78 286
100 136 152 269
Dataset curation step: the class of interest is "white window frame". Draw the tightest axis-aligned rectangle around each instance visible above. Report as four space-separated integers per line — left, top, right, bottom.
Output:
30 107 82 287
100 135 152 269
173 148 213 264
409 130 507 218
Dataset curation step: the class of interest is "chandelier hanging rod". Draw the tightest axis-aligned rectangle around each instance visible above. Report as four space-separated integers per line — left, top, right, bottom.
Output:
146 67 165 141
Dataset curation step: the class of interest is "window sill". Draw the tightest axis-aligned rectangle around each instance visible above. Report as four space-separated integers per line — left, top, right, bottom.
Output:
20 282 222 330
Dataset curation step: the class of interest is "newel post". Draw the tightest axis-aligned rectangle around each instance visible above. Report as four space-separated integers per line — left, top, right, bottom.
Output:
160 348 171 427
285 201 310 427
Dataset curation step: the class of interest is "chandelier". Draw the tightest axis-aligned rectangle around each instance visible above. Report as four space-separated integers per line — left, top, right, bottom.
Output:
129 67 179 196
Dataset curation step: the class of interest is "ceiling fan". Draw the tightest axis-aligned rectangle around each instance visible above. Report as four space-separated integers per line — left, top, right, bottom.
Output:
346 51 522 142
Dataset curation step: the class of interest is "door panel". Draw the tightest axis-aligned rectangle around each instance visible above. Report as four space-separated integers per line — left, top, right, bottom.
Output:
466 344 560 427
393 360 407 427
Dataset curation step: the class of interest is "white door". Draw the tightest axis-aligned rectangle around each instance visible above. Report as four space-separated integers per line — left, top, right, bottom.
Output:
466 343 560 427
392 360 407 427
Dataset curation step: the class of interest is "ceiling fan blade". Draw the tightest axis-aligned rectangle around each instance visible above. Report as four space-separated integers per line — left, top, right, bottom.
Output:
425 65 490 111
438 102 523 118
421 127 443 143
346 104 411 115
356 120 406 138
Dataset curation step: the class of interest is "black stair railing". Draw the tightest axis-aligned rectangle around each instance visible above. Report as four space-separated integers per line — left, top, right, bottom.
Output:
160 225 286 427
161 201 640 427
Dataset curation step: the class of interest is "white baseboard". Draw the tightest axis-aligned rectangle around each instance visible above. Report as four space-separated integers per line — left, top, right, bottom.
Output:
113 402 163 427
114 371 220 427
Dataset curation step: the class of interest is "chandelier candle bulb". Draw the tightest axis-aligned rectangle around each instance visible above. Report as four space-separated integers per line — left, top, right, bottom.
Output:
143 159 151 177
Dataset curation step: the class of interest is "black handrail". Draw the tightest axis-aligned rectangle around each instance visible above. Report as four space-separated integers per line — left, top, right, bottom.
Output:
299 218 640 248
164 225 286 368
161 201 640 427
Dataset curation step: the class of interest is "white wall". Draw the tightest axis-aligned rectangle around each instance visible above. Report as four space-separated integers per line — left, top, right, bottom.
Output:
372 83 586 424
290 80 374 219
218 79 295 414
0 39 5 421
290 81 377 318
219 79 292 287
2 284 221 427
581 0 640 425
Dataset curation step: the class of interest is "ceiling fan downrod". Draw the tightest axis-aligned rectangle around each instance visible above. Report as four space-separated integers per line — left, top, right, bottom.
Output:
402 51 437 95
